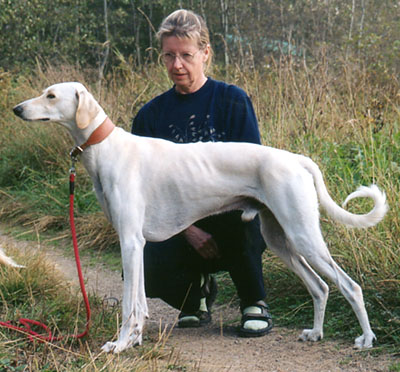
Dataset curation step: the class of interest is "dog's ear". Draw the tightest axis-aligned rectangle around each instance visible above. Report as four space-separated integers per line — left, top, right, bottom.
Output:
75 89 100 129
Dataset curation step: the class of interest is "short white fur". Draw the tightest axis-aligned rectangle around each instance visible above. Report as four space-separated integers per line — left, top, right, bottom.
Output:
13 82 388 353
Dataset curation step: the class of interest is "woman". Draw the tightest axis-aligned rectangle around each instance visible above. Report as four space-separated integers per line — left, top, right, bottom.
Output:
132 9 272 337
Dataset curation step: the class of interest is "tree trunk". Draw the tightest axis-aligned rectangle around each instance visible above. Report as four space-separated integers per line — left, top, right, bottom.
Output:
346 0 356 59
99 0 110 82
220 0 229 66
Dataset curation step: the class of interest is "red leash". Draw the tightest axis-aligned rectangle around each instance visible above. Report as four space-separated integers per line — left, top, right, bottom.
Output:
0 162 91 342
67 165 92 339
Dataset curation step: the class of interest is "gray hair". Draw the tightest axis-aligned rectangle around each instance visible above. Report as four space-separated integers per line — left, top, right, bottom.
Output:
157 9 213 68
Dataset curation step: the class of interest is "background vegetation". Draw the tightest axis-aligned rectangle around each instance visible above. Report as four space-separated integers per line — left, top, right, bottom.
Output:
0 0 399 370
1 0 399 73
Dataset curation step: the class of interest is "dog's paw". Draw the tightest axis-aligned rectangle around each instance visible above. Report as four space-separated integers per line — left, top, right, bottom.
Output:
354 333 376 349
299 329 323 342
101 340 131 354
101 334 143 353
102 341 119 353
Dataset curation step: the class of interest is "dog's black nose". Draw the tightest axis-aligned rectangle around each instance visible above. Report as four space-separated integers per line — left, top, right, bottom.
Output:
13 105 23 117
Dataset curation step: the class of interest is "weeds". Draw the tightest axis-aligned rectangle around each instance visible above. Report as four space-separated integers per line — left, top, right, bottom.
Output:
0 57 399 366
0 246 186 371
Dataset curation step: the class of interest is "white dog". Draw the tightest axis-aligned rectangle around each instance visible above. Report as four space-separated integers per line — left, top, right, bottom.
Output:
13 82 388 353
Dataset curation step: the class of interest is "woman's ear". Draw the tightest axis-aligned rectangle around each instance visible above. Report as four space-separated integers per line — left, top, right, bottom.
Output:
203 44 211 63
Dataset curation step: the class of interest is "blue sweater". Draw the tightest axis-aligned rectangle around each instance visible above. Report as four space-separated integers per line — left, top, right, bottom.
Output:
131 78 261 145
131 78 266 308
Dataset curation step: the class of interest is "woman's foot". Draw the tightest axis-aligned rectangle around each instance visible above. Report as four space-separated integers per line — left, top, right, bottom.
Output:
239 300 273 337
178 274 217 328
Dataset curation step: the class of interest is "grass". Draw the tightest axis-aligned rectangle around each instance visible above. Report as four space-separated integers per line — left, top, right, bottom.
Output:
0 245 190 371
0 56 399 367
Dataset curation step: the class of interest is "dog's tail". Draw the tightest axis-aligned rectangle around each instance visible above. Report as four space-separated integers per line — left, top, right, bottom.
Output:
300 156 388 228
0 247 25 268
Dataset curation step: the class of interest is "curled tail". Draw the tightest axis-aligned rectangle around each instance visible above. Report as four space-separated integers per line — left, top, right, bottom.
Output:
300 156 388 228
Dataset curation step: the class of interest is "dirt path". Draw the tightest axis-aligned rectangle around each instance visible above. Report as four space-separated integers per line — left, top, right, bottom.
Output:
0 231 396 372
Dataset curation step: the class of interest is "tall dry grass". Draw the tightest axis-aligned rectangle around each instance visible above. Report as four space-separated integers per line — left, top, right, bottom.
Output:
0 56 399 349
0 244 191 371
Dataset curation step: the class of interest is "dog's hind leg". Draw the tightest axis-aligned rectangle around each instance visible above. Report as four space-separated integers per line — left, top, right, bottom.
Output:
278 213 375 349
259 210 329 343
303 249 375 348
102 233 148 353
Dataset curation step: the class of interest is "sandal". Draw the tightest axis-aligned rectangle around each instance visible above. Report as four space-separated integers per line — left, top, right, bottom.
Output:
178 309 211 328
238 300 273 337
178 274 218 328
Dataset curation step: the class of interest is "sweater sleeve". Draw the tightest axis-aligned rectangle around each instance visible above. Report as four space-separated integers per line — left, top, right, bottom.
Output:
225 86 261 145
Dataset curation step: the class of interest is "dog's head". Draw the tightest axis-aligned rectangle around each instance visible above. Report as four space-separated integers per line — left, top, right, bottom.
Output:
13 82 105 130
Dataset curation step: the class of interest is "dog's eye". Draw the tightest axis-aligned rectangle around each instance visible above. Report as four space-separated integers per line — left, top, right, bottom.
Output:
47 93 56 99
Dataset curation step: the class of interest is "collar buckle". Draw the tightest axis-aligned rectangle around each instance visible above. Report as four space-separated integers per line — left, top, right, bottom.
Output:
70 146 83 159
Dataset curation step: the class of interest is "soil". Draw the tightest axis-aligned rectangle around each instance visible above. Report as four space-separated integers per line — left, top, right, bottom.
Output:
0 230 397 372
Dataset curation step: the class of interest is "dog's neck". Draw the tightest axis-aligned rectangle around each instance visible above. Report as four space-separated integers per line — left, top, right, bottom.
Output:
70 117 115 158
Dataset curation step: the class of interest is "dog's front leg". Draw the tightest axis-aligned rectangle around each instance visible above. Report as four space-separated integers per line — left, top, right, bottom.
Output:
102 235 148 353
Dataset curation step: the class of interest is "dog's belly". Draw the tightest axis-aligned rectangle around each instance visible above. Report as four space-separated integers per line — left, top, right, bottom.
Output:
142 194 263 242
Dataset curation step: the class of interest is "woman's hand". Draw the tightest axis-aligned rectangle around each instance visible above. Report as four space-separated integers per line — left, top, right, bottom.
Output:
183 225 220 260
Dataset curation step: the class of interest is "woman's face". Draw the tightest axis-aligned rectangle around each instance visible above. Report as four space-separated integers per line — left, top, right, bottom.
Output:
161 36 210 94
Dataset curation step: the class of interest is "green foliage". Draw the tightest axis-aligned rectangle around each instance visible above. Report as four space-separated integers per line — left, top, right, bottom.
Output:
0 0 101 69
0 54 399 353
389 362 400 372
1 0 399 74
1 2 397 363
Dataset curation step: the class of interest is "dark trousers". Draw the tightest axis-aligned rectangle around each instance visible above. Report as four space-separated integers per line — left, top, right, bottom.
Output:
144 211 266 313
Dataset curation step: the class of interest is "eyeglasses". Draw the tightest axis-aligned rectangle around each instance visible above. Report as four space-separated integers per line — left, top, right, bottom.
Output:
161 50 202 64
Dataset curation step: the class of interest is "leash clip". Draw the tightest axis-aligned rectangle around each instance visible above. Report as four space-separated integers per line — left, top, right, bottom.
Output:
69 163 76 176
69 148 79 175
